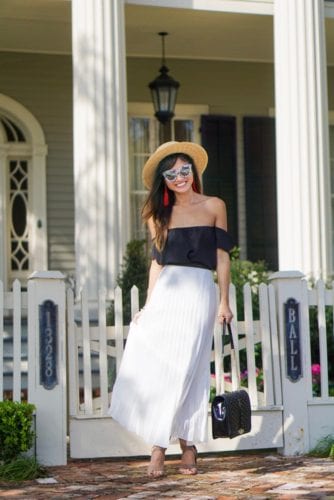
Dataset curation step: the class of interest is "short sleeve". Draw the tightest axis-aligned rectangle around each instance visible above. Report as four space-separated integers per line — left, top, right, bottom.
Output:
215 227 234 253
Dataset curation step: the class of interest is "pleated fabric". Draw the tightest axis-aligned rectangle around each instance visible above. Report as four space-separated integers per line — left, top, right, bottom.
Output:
108 265 217 448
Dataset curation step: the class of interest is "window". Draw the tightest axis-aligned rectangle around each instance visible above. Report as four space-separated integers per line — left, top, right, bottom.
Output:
128 117 158 240
128 104 206 240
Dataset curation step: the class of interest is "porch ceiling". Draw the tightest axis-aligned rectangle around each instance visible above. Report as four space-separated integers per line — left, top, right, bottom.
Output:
125 5 274 62
0 0 334 65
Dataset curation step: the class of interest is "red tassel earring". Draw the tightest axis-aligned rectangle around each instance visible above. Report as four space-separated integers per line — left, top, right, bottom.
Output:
163 186 169 207
192 182 199 193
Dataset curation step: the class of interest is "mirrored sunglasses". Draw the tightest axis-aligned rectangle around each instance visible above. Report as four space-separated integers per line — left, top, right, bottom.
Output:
162 164 192 182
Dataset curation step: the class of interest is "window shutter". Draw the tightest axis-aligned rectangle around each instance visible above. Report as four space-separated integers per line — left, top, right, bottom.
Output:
243 116 278 270
201 115 238 245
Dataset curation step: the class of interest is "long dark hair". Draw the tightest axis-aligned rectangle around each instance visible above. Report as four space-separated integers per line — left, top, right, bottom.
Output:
142 153 202 251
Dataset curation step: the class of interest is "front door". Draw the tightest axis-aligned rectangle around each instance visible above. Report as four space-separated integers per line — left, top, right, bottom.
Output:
0 100 48 289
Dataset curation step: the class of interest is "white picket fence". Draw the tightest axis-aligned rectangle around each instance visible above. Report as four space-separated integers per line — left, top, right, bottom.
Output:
67 282 280 418
67 278 334 419
67 273 334 458
1 271 334 463
308 279 334 398
0 280 28 402
67 280 285 458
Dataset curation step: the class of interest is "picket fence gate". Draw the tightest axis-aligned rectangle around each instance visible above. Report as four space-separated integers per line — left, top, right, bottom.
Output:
1 270 334 465
67 279 284 458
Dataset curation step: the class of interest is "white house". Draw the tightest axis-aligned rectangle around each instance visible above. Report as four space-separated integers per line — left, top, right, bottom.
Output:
1 0 334 298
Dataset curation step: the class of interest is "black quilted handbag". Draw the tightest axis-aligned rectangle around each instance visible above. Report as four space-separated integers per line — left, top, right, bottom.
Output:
211 322 252 439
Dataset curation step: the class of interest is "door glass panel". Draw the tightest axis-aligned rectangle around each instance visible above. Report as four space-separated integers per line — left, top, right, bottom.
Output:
8 160 30 277
12 193 26 237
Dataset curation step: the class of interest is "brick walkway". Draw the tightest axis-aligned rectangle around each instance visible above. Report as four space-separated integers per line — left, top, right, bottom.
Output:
1 452 334 499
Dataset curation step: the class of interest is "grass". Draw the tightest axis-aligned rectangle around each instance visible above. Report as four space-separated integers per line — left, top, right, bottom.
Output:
0 456 47 482
308 435 334 459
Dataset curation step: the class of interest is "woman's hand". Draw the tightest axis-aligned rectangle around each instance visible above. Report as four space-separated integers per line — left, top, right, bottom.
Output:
217 303 233 324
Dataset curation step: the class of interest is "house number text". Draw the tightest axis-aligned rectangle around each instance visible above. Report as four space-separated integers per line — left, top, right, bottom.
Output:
39 300 58 390
284 297 302 382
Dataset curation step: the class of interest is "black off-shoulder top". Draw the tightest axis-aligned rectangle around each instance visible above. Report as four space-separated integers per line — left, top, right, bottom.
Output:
152 226 234 271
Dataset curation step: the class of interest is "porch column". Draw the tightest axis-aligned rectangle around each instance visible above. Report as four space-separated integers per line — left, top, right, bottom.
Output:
72 0 130 298
274 0 332 278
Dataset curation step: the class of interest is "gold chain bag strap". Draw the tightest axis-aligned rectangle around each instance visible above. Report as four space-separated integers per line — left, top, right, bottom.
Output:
211 321 252 439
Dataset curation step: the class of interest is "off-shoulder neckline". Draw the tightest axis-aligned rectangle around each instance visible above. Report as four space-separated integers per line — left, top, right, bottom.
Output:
168 225 227 231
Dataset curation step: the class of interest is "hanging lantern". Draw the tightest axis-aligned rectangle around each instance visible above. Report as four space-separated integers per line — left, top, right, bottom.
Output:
148 32 180 124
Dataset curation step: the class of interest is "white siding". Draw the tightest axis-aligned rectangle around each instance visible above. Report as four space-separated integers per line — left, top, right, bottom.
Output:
0 52 75 275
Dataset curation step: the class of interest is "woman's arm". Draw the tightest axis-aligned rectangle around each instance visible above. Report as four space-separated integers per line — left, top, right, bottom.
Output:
145 217 163 305
210 197 233 324
216 249 233 324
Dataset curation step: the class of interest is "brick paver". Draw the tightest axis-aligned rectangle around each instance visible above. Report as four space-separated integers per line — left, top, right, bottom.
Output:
1 452 334 499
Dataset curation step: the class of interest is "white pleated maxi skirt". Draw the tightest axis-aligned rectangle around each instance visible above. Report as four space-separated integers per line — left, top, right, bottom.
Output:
108 265 217 448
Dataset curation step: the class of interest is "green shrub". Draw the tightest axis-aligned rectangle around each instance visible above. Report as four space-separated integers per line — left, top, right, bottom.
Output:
209 385 216 403
230 247 269 320
0 401 36 463
107 239 149 325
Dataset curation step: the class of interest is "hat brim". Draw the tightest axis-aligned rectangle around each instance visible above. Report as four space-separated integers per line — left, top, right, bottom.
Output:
142 141 208 189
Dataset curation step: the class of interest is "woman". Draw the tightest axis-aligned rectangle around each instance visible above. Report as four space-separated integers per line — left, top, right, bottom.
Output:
109 141 233 477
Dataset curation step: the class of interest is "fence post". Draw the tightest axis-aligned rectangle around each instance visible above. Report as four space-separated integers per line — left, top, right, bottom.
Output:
28 271 67 465
269 271 310 455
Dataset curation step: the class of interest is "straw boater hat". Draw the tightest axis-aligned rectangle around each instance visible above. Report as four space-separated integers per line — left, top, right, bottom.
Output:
142 141 208 189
